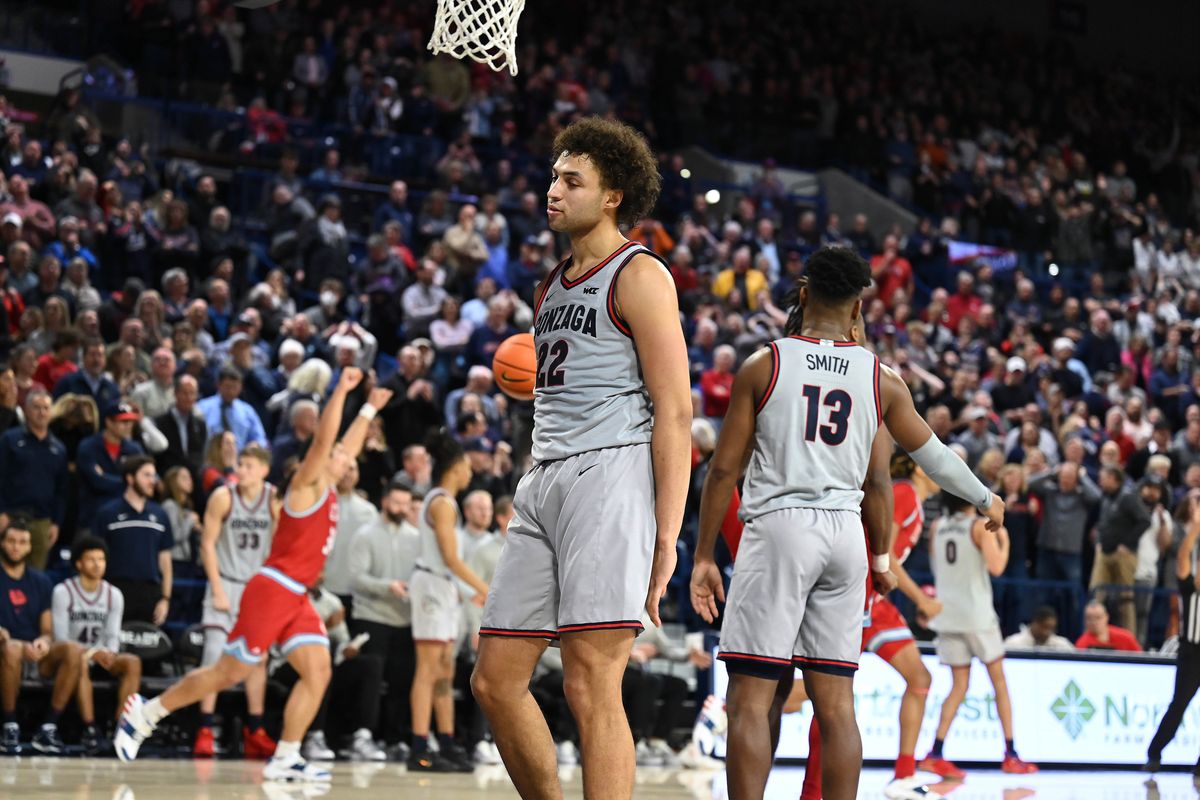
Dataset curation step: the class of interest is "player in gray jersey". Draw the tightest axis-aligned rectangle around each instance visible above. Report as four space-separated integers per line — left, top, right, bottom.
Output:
923 492 1036 775
51 537 141 754
473 118 691 800
194 445 279 758
690 246 1005 800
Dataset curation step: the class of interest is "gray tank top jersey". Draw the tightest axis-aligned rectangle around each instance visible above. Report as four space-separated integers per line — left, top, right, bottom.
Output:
740 336 881 521
61 577 119 648
417 488 461 578
931 512 999 632
217 483 275 582
530 241 663 463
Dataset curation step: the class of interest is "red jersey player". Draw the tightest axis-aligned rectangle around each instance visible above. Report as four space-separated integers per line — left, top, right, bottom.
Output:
116 368 392 783
797 443 948 800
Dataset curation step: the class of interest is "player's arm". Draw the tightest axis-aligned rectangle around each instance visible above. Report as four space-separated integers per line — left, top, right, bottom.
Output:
50 584 69 642
1178 497 1200 582
892 558 940 616
879 364 1003 528
618 255 693 627
105 589 124 653
336 386 394 462
156 550 172 625
691 348 770 623
201 486 232 610
972 518 1010 576
292 367 362 488
862 429 895 563
429 496 488 597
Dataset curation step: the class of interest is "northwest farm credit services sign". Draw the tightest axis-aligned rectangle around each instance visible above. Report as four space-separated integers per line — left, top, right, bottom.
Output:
711 649 1200 765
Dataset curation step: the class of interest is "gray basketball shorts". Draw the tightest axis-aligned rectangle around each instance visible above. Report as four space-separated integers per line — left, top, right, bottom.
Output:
480 443 655 640
201 577 247 665
935 627 1005 667
719 507 867 679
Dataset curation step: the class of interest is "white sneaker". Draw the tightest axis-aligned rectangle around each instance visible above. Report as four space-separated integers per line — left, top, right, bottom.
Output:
677 741 724 771
648 739 681 768
636 739 665 767
885 776 944 800
555 740 579 766
474 740 502 765
339 729 387 762
302 732 335 762
263 753 332 783
115 694 156 762
690 695 728 758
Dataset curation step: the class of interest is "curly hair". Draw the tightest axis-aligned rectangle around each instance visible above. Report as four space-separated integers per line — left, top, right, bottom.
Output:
805 246 872 304
552 117 661 228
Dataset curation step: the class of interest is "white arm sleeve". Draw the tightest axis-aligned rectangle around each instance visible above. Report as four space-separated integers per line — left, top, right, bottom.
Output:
908 434 992 510
51 584 70 642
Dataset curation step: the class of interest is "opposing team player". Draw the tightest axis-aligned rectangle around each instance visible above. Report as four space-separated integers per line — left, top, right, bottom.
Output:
691 246 1003 800
51 537 142 755
472 117 691 800
193 445 278 758
116 368 392 782
922 491 1036 776
797 448 945 800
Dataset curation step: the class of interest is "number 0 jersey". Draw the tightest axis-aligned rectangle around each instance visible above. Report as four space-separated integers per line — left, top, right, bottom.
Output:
740 336 881 522
531 241 661 463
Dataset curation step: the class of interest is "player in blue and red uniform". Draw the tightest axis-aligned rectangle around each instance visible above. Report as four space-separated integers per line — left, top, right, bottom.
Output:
115 368 392 783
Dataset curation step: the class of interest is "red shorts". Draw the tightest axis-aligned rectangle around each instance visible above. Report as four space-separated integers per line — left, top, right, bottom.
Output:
861 596 915 663
224 570 327 664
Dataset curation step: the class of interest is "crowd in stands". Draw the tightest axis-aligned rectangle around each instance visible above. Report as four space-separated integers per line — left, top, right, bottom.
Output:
0 0 1197 761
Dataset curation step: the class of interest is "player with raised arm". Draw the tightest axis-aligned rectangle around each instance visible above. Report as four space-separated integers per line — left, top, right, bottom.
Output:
471 117 692 800
690 246 1003 800
115 368 393 783
193 444 277 758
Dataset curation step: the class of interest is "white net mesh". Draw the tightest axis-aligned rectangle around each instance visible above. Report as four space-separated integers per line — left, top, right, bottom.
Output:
428 0 527 76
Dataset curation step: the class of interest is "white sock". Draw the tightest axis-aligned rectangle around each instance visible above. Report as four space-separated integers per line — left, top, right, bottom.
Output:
274 740 301 760
143 698 168 726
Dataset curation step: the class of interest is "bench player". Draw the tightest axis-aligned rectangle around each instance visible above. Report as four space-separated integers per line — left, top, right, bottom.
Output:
51 536 142 755
194 444 278 758
691 246 1003 800
471 117 692 800
116 368 392 782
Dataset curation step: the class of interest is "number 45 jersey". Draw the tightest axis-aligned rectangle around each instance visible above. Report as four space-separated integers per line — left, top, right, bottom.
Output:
531 241 662 463
740 336 881 522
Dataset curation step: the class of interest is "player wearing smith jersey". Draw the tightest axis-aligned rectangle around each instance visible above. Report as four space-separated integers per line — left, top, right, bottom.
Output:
691 246 1004 800
51 537 141 755
116 368 393 783
472 117 692 800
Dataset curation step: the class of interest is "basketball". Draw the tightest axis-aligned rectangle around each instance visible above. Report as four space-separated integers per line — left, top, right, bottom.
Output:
493 333 537 400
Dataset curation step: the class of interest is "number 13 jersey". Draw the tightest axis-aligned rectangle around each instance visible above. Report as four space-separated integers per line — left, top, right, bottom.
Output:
531 240 661 463
741 336 881 522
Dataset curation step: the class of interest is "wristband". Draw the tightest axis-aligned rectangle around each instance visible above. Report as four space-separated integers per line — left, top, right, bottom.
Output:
871 553 890 573
358 404 378 422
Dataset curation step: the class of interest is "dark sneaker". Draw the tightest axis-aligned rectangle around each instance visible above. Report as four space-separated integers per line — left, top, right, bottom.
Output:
31 723 65 755
0 722 20 756
406 750 459 773
439 740 476 773
82 725 110 756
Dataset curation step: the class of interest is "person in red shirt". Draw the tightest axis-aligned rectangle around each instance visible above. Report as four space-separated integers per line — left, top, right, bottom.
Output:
869 235 914 310
945 270 983 331
32 330 81 391
700 345 737 418
1075 600 1142 652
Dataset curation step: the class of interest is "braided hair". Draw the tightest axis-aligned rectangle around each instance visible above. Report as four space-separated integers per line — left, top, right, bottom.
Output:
782 247 872 336
425 429 466 485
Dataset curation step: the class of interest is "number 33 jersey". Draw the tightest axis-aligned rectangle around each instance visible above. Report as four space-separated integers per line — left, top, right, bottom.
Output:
741 336 881 522
216 483 276 582
531 241 662 463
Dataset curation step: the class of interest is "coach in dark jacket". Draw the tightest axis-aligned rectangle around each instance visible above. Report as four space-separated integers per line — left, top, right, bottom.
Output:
76 403 144 535
52 336 121 411
0 390 68 568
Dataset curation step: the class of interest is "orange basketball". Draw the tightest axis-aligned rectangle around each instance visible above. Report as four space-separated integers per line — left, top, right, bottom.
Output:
493 332 537 400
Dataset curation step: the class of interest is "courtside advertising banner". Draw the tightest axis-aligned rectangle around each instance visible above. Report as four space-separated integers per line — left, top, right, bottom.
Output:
712 650 1200 765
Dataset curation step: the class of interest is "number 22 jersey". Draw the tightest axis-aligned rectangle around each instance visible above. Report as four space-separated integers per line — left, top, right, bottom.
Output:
741 336 881 521
530 241 662 463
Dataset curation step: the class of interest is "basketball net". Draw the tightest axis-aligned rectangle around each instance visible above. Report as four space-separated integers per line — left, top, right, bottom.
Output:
428 0 527 76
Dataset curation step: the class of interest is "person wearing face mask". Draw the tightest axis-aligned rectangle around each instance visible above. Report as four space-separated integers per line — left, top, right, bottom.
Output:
302 279 347 331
